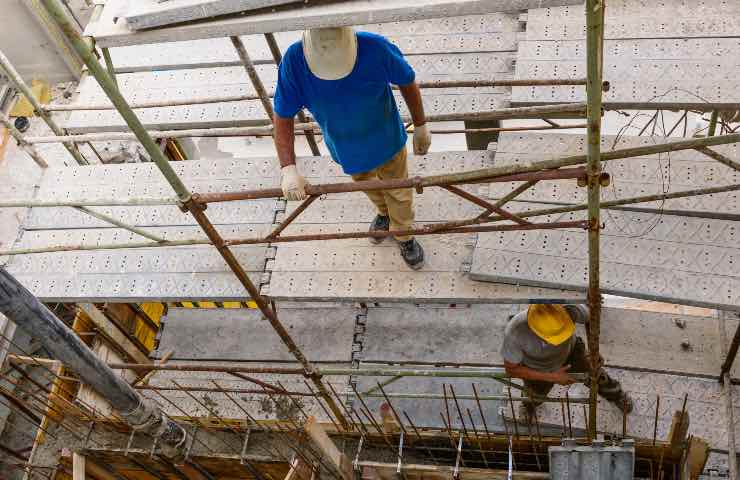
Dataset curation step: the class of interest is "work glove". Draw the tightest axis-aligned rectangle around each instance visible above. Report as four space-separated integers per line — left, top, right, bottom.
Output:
413 123 431 155
280 164 308 201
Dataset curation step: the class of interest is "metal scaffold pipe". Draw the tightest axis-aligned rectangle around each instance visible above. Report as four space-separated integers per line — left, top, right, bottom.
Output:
23 122 587 144
40 78 590 112
584 0 605 439
0 48 88 166
40 0 350 430
0 268 187 450
0 183 735 257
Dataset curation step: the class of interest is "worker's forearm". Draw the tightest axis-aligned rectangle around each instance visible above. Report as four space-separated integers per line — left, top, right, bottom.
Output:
274 115 297 168
505 363 557 383
399 82 426 127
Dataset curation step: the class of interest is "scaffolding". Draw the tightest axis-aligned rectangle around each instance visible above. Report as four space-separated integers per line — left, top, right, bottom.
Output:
0 0 738 478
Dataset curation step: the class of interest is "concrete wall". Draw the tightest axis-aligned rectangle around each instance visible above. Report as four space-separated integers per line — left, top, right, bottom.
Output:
0 0 82 83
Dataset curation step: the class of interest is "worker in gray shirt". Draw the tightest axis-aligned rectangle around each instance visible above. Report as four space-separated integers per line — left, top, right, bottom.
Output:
501 304 633 417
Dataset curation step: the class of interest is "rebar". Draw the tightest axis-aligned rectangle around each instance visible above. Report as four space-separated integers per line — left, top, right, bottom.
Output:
465 408 489 468
448 385 472 443
652 394 660 446
402 411 438 463
376 382 408 437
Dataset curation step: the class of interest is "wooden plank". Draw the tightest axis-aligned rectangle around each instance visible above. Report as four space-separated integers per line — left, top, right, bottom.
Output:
685 437 710 480
78 303 151 364
304 416 352 480
72 453 85 480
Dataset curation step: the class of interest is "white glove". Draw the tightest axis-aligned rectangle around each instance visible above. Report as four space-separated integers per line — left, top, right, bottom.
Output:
413 123 431 155
280 164 308 201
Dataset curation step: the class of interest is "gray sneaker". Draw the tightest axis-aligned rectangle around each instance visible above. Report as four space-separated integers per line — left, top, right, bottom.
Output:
369 214 390 244
399 238 424 270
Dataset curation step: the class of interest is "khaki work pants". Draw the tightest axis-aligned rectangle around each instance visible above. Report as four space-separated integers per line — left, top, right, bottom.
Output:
351 147 415 241
524 337 628 408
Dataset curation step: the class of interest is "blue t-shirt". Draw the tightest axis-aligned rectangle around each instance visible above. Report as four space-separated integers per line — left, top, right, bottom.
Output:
273 32 415 175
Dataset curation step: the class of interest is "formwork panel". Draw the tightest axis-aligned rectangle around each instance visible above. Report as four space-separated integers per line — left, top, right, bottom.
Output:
487 133 739 213
361 305 725 378
525 2 740 40
516 4 740 106
85 0 580 48
156 306 359 362
470 210 740 310
110 28 520 72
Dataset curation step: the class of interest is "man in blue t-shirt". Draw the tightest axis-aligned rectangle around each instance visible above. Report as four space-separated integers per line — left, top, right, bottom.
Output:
273 27 431 269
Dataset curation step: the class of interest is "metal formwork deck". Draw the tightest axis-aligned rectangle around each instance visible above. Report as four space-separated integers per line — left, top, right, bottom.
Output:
155 306 360 363
3 156 281 301
486 133 739 213
513 2 740 107
65 60 513 132
469 133 740 311
66 13 521 133
359 304 731 378
83 0 582 48
262 150 584 303
109 15 521 72
2 150 580 303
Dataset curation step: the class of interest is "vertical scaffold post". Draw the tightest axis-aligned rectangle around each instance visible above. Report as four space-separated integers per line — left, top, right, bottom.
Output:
230 36 275 119
585 0 605 439
40 0 349 431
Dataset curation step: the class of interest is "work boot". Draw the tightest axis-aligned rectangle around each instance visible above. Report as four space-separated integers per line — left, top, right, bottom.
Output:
369 214 390 244
399 238 424 270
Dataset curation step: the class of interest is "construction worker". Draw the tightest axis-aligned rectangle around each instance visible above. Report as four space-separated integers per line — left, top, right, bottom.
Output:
273 27 431 269
501 304 633 416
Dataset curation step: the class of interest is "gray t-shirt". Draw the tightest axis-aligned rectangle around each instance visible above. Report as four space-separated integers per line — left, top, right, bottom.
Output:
500 305 588 372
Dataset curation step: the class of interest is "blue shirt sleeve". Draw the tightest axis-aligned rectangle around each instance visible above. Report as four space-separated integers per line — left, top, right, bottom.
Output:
273 45 304 118
380 37 415 86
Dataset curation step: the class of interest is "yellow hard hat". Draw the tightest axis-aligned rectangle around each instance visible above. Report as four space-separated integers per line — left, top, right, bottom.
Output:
527 304 576 346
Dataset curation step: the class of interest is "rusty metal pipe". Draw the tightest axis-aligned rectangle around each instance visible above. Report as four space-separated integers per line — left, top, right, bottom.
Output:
195 166 588 204
226 220 588 246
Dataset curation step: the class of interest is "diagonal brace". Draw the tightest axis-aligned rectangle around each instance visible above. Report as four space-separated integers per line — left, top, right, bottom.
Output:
267 195 319 240
695 147 740 172
442 185 531 225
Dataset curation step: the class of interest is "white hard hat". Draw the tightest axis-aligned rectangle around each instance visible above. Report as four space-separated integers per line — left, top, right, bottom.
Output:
302 27 357 80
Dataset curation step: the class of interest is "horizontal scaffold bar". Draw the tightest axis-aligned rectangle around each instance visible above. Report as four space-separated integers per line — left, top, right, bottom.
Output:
42 79 591 112
24 122 589 144
0 221 589 256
